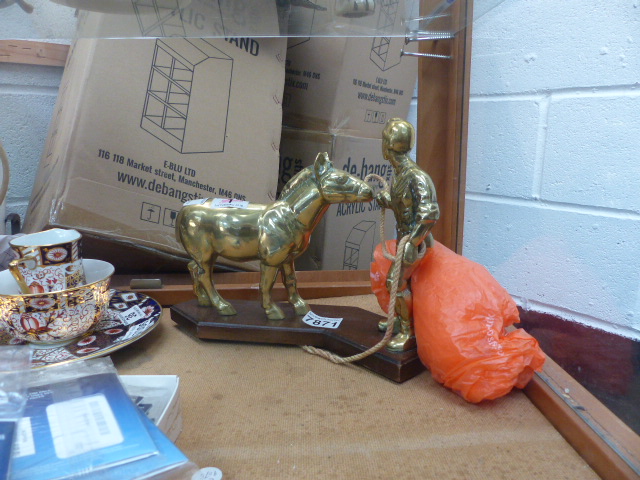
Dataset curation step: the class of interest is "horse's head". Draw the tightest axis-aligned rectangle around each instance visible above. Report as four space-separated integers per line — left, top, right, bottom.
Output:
314 152 373 204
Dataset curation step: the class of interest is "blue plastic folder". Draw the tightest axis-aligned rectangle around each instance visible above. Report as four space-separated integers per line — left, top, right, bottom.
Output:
81 410 190 480
0 421 17 478
11 371 159 480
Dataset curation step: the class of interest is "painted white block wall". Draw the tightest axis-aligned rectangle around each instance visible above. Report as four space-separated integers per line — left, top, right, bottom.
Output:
465 0 640 339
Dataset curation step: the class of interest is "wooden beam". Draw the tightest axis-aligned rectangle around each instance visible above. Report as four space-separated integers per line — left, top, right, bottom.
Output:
110 270 373 307
0 40 69 67
525 357 640 480
417 0 472 253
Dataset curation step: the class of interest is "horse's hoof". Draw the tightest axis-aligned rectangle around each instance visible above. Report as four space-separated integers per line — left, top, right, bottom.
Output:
197 296 213 307
198 297 213 307
293 302 310 316
265 305 285 320
215 303 237 316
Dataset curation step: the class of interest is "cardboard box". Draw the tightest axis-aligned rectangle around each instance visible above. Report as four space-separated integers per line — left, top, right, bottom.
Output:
279 128 396 271
282 0 418 138
25 33 286 272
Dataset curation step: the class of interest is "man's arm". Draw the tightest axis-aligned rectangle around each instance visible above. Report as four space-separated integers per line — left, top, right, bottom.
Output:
403 174 439 265
375 191 392 209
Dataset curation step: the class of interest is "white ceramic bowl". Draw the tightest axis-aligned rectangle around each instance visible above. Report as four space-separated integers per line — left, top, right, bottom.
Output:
0 259 114 346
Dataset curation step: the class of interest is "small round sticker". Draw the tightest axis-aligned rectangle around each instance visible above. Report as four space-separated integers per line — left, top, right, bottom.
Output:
192 467 223 480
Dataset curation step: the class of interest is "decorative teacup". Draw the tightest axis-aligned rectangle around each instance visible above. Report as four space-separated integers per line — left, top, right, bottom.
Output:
9 228 85 294
0 259 114 346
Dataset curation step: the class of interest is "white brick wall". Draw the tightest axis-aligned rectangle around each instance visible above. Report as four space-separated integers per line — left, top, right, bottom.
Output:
465 0 640 339
0 63 63 227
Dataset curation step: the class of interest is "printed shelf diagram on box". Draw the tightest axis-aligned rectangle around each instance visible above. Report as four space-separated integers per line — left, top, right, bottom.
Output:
132 0 186 37
343 220 377 270
141 38 233 154
370 0 403 71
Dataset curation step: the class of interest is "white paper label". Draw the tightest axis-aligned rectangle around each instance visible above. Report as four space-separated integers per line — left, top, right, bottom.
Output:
46 394 124 459
13 417 35 458
211 198 249 209
118 305 146 326
302 311 343 329
116 319 154 343
183 198 208 206
192 467 224 480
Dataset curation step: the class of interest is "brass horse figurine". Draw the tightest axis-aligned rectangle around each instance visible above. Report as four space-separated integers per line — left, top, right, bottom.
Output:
176 152 373 320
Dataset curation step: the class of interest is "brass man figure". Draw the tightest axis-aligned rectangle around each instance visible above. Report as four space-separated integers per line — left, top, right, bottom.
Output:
376 118 440 351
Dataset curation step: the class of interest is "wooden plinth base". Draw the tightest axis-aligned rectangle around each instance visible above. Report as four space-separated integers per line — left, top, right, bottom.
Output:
170 299 424 383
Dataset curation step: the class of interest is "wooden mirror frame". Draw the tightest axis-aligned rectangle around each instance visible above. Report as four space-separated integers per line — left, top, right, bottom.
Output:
416 0 472 254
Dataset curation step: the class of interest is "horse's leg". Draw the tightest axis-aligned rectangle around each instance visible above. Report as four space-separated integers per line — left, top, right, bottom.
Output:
207 254 237 316
188 260 212 307
260 263 285 320
194 254 237 316
282 260 309 316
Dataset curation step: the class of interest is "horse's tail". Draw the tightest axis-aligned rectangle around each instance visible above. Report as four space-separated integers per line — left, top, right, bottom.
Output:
174 205 190 253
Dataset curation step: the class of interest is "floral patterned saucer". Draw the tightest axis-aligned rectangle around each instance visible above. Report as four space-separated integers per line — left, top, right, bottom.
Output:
0 290 162 368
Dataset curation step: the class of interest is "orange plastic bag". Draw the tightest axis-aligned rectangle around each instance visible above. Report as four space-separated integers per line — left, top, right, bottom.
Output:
371 240 545 403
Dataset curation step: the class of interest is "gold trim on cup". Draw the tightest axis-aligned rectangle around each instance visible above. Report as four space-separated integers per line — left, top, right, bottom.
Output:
1 266 113 299
8 256 34 294
8 228 82 250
